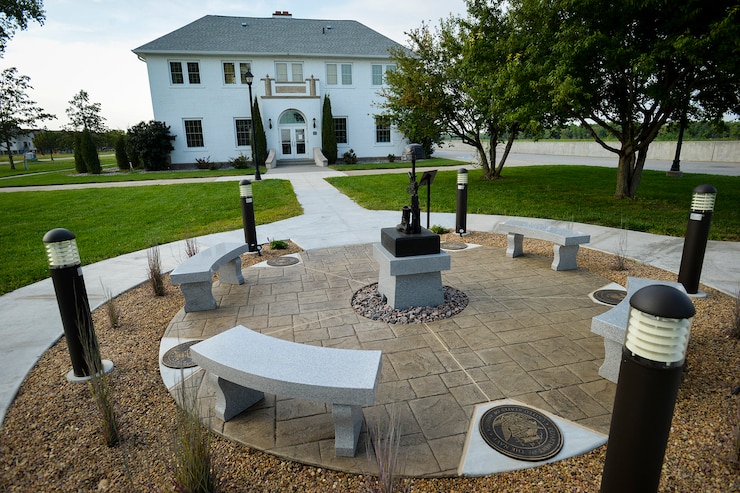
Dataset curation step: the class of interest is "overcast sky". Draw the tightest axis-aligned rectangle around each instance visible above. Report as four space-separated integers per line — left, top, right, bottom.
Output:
2 0 468 131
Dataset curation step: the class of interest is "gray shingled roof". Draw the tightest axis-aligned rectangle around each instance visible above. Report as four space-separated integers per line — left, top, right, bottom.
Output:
133 15 407 58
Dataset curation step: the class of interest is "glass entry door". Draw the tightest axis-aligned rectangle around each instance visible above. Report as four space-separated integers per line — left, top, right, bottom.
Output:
279 127 307 158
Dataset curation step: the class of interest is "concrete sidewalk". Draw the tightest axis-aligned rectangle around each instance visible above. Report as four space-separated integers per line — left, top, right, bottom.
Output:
1 165 738 432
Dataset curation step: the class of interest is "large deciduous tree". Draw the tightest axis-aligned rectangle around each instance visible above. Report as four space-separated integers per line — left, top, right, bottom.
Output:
0 67 54 169
382 3 540 179
511 0 740 198
66 89 106 133
0 0 45 55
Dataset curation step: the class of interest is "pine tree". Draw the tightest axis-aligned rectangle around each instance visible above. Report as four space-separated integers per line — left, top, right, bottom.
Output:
81 128 101 174
321 95 337 164
73 132 86 173
114 135 129 170
252 97 267 170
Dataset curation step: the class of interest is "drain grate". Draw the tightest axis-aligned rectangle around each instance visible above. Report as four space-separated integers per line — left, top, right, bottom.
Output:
266 256 300 267
592 289 627 306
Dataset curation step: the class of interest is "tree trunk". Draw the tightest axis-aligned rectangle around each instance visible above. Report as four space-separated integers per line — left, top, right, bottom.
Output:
482 127 498 180
614 142 648 199
5 142 15 170
491 123 520 179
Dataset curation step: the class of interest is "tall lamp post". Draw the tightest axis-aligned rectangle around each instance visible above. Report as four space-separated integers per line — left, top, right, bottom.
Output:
244 70 261 180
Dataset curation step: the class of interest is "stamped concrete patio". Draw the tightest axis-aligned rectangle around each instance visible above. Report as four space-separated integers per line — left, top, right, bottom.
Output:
160 242 615 477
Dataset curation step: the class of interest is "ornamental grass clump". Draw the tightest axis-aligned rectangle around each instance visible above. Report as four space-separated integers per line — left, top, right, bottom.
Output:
79 321 120 447
147 245 166 296
366 411 409 493
172 378 217 493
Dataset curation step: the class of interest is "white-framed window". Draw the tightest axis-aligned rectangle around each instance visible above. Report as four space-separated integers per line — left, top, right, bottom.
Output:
333 117 348 144
275 62 303 82
371 64 396 85
235 118 252 146
170 61 201 85
326 63 352 85
223 61 252 85
375 116 391 143
184 119 204 147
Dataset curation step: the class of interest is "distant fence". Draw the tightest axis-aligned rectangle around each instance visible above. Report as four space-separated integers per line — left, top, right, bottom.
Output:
445 140 739 163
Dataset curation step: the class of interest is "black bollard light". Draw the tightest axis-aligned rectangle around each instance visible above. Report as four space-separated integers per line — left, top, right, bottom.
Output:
239 179 259 252
600 284 695 493
677 184 717 296
456 168 468 235
43 228 112 381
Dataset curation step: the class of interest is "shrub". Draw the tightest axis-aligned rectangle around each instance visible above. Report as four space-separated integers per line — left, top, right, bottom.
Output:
229 154 250 169
387 154 396 163
270 239 289 250
127 120 175 171
195 156 211 170
343 148 358 164
430 225 450 234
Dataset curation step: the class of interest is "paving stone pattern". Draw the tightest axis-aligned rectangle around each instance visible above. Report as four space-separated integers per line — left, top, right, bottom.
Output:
164 244 614 477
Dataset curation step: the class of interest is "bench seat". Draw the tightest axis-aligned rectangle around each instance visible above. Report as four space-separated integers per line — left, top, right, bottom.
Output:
590 277 687 383
170 242 250 312
190 325 383 457
496 219 590 270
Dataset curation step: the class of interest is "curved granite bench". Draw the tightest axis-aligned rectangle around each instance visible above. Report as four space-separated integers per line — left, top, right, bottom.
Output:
170 242 250 312
496 219 590 271
590 277 687 383
189 325 383 457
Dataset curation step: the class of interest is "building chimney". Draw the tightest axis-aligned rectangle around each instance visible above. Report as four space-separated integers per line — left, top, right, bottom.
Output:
272 11 292 18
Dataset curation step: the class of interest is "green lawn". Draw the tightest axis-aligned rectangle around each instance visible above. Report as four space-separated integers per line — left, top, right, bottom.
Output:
0 179 301 295
327 166 740 241
0 154 262 186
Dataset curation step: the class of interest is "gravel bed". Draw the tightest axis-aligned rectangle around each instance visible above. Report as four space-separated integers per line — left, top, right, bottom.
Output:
1 233 738 492
351 283 468 324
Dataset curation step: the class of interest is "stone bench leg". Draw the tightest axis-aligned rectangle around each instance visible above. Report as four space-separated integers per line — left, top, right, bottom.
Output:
213 376 265 421
506 233 524 258
552 244 580 271
218 257 245 285
332 404 363 457
598 339 623 383
181 281 217 312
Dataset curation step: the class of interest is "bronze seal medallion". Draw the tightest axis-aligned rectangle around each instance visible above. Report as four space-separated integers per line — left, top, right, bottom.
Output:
479 404 564 461
162 340 203 369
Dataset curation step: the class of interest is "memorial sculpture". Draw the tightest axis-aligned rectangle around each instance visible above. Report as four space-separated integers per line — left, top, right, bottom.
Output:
373 156 451 309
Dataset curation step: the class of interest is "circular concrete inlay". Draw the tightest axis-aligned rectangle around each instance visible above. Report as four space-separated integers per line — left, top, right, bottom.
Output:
440 241 468 250
479 404 564 461
161 340 202 369
592 289 627 306
266 256 300 267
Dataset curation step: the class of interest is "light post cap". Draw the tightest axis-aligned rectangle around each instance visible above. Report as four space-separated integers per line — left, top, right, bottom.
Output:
43 228 76 244
693 184 717 195
630 284 695 319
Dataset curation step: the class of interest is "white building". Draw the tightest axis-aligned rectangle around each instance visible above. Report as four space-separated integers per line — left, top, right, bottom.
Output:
133 12 409 166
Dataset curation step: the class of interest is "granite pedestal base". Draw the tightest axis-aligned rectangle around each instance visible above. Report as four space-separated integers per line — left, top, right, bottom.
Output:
373 243 451 310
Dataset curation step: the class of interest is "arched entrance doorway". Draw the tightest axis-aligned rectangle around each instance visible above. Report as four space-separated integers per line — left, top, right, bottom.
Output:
277 109 308 160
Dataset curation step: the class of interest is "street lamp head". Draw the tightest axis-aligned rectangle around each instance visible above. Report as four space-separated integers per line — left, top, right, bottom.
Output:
244 70 254 86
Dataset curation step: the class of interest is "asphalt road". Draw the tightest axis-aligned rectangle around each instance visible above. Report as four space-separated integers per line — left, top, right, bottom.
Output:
433 147 740 176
